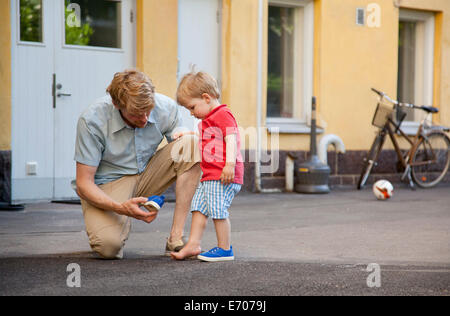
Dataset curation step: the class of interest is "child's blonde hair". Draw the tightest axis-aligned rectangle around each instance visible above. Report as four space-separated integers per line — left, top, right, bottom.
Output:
176 71 221 106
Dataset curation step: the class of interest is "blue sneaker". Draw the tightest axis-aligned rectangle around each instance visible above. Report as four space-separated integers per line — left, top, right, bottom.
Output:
144 195 165 211
197 246 234 262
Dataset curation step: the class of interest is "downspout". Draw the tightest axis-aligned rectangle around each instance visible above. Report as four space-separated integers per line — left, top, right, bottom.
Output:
318 135 346 165
255 0 281 193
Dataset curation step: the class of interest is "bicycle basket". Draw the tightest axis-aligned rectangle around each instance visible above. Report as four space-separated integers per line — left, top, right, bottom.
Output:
372 99 395 128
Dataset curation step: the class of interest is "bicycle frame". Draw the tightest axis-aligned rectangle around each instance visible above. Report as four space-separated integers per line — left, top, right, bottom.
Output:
376 89 439 166
383 117 416 168
380 113 441 186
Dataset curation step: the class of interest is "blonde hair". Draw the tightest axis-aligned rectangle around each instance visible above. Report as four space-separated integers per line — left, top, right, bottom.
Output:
107 69 155 113
176 71 221 106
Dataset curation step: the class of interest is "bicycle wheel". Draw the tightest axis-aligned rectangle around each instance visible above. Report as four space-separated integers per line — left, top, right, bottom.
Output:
357 133 385 190
411 132 450 188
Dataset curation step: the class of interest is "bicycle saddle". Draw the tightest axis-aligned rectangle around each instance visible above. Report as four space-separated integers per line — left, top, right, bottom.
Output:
421 106 439 113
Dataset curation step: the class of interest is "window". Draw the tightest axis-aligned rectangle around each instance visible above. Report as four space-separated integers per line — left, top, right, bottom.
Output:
64 0 122 49
267 5 296 118
266 0 314 134
19 0 43 43
397 9 435 126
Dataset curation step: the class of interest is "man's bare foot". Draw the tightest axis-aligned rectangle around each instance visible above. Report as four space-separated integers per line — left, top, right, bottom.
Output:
170 244 201 260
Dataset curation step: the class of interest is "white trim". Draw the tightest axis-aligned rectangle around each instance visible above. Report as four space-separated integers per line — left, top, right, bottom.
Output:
423 15 435 107
61 44 125 53
17 41 46 47
292 4 303 119
266 118 323 134
303 0 314 123
256 0 281 193
399 121 420 136
399 9 434 22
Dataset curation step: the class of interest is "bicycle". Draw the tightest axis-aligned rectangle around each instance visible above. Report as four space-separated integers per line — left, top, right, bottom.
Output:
357 88 450 190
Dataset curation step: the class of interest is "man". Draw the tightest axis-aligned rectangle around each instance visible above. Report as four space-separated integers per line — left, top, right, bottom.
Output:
75 69 201 259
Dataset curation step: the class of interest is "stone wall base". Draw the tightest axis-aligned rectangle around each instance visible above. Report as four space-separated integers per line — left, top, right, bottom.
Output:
241 150 450 192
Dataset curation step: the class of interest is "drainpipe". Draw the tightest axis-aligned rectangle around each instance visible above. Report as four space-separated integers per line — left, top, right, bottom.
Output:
285 153 296 192
255 0 281 193
318 134 346 165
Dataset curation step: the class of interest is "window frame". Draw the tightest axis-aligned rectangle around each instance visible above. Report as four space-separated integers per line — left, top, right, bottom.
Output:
398 9 435 135
266 0 315 134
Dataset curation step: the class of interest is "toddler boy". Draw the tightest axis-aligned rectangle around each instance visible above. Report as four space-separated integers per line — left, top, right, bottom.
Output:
171 71 243 262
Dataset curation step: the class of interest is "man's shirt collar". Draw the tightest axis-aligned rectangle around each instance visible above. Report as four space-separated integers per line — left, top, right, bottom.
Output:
111 107 128 133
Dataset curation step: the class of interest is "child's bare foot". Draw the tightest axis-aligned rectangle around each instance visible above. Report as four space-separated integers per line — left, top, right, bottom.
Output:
170 244 201 260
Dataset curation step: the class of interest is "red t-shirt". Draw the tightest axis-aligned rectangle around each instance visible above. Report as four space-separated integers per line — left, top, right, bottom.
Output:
199 105 244 184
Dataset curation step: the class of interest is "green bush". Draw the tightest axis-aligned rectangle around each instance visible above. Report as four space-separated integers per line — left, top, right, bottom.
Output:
65 0 93 46
20 0 42 42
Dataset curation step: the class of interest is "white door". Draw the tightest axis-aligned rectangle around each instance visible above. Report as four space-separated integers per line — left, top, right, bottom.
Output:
53 0 136 199
12 0 136 202
177 0 222 131
11 0 55 201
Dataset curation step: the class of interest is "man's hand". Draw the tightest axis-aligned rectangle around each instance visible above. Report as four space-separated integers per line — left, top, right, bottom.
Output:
220 164 235 185
76 163 157 224
116 197 158 224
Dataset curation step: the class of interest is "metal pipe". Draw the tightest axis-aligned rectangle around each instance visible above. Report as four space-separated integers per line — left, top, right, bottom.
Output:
318 135 346 165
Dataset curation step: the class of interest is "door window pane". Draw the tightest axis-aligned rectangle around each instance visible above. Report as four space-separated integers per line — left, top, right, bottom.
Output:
397 21 416 121
267 6 295 118
65 0 122 48
20 0 43 43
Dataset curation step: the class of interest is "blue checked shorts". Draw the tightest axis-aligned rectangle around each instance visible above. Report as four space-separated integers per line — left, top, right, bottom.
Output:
191 180 242 219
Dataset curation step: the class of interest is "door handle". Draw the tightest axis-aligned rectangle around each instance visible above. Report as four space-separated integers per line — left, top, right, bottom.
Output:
57 92 72 97
56 82 71 97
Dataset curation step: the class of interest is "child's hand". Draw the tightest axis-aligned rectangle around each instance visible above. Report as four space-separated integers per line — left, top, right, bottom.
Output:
173 131 196 140
220 164 235 185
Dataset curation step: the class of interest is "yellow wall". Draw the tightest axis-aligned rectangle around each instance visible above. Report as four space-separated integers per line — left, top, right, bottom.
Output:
136 0 178 98
308 0 450 151
4 0 448 154
221 0 450 151
221 0 303 151
0 0 11 151
318 0 399 151
222 0 399 151
222 0 260 139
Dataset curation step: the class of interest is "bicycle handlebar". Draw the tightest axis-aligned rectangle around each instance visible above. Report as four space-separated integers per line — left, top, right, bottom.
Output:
371 87 384 97
371 88 439 114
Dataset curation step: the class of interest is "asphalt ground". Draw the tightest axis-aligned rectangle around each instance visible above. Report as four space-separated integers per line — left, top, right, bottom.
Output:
0 185 449 296
0 256 449 296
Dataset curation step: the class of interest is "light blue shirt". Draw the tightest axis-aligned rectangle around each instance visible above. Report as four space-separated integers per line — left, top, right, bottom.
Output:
74 93 186 185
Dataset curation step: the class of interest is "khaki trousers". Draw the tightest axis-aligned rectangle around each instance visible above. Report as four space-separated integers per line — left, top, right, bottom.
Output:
81 135 200 259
